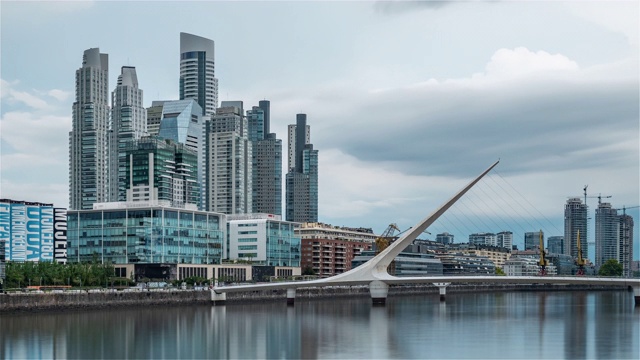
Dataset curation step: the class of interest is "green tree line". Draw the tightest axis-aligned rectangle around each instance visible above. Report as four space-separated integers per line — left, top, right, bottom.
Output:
3 260 116 289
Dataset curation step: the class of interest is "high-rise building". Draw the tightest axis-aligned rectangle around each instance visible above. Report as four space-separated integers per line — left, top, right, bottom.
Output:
547 236 564 255
524 231 543 251
595 202 619 269
497 231 513 250
286 114 318 222
110 66 147 202
146 101 165 137
69 48 110 210
179 32 218 117
123 136 199 208
203 102 252 214
564 197 588 259
619 214 634 277
247 100 282 215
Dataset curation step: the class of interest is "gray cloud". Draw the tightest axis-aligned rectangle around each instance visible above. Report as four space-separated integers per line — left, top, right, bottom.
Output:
374 1 454 14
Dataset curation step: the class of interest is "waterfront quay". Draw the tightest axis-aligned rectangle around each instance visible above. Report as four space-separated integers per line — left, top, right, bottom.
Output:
0 283 630 313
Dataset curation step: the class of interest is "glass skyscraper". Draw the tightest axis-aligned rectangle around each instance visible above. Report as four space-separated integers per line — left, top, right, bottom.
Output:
247 100 282 215
179 32 218 117
110 66 147 202
69 48 110 210
286 114 318 222
203 102 252 214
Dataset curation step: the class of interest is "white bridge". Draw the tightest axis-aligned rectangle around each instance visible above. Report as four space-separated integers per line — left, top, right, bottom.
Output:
212 161 640 306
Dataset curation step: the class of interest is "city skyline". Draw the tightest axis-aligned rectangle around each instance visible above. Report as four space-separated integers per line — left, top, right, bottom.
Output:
1 1 638 255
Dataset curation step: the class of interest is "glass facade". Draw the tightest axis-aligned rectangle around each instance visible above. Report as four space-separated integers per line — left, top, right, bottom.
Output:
68 207 224 264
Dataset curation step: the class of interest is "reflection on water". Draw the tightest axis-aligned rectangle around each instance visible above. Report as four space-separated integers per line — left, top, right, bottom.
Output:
1 291 638 359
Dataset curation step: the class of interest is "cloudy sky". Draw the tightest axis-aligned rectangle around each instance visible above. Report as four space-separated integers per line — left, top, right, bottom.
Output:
1 1 638 258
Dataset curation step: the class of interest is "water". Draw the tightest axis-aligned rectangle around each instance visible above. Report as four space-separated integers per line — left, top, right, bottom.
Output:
1 291 638 359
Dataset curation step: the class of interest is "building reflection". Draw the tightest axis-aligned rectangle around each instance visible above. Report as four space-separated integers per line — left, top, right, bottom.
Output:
564 292 587 359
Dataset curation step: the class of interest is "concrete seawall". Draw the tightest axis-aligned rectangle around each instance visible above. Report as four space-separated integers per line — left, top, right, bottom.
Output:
0 284 628 313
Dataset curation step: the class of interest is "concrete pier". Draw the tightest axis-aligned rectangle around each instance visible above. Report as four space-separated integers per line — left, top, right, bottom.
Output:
286 288 296 306
433 282 451 301
633 286 640 307
370 280 389 306
211 290 226 305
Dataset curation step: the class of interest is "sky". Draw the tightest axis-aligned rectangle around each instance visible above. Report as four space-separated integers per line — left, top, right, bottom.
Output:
1 1 639 259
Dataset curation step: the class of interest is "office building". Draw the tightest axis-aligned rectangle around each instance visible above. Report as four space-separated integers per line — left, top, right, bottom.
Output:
179 32 218 116
469 232 496 246
247 100 282 215
0 199 68 263
436 232 454 245
547 236 564 255
204 102 252 214
595 202 619 269
286 114 318 222
504 256 557 276
120 136 199 208
524 231 543 251
69 48 110 210
67 204 225 265
110 66 147 202
227 214 301 267
352 251 444 276
565 197 588 259
496 231 513 250
298 222 376 278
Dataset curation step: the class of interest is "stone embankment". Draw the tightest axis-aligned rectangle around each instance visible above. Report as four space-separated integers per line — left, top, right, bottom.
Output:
0 283 628 313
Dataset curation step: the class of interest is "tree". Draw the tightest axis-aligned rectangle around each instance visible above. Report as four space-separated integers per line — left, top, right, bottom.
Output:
495 267 506 276
598 259 623 277
302 266 316 276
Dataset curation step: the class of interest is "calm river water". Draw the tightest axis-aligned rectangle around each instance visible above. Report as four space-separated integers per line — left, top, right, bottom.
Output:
1 291 638 359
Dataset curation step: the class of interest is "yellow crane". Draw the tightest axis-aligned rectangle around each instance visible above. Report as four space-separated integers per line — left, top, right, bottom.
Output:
537 230 548 276
576 230 586 276
375 223 401 255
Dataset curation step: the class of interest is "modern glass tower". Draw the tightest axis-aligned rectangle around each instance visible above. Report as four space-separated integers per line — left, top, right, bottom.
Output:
69 48 110 210
564 197 588 259
123 136 199 208
179 32 218 117
285 114 318 222
203 101 252 214
247 100 282 215
110 66 147 202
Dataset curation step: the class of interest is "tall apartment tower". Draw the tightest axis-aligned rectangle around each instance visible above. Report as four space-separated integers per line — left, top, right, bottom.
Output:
69 48 110 210
179 32 218 117
247 100 282 215
109 66 147 202
204 101 252 214
595 202 619 269
564 197 588 259
619 214 634 277
286 114 318 222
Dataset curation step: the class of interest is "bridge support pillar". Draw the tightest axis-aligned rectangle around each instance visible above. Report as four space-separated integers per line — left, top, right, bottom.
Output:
211 290 226 306
433 282 451 302
286 288 296 306
370 280 389 306
633 286 640 307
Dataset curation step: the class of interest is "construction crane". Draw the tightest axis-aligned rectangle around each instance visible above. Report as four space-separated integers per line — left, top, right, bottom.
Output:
575 230 586 276
583 185 612 205
375 223 401 255
615 205 640 216
537 230 549 276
